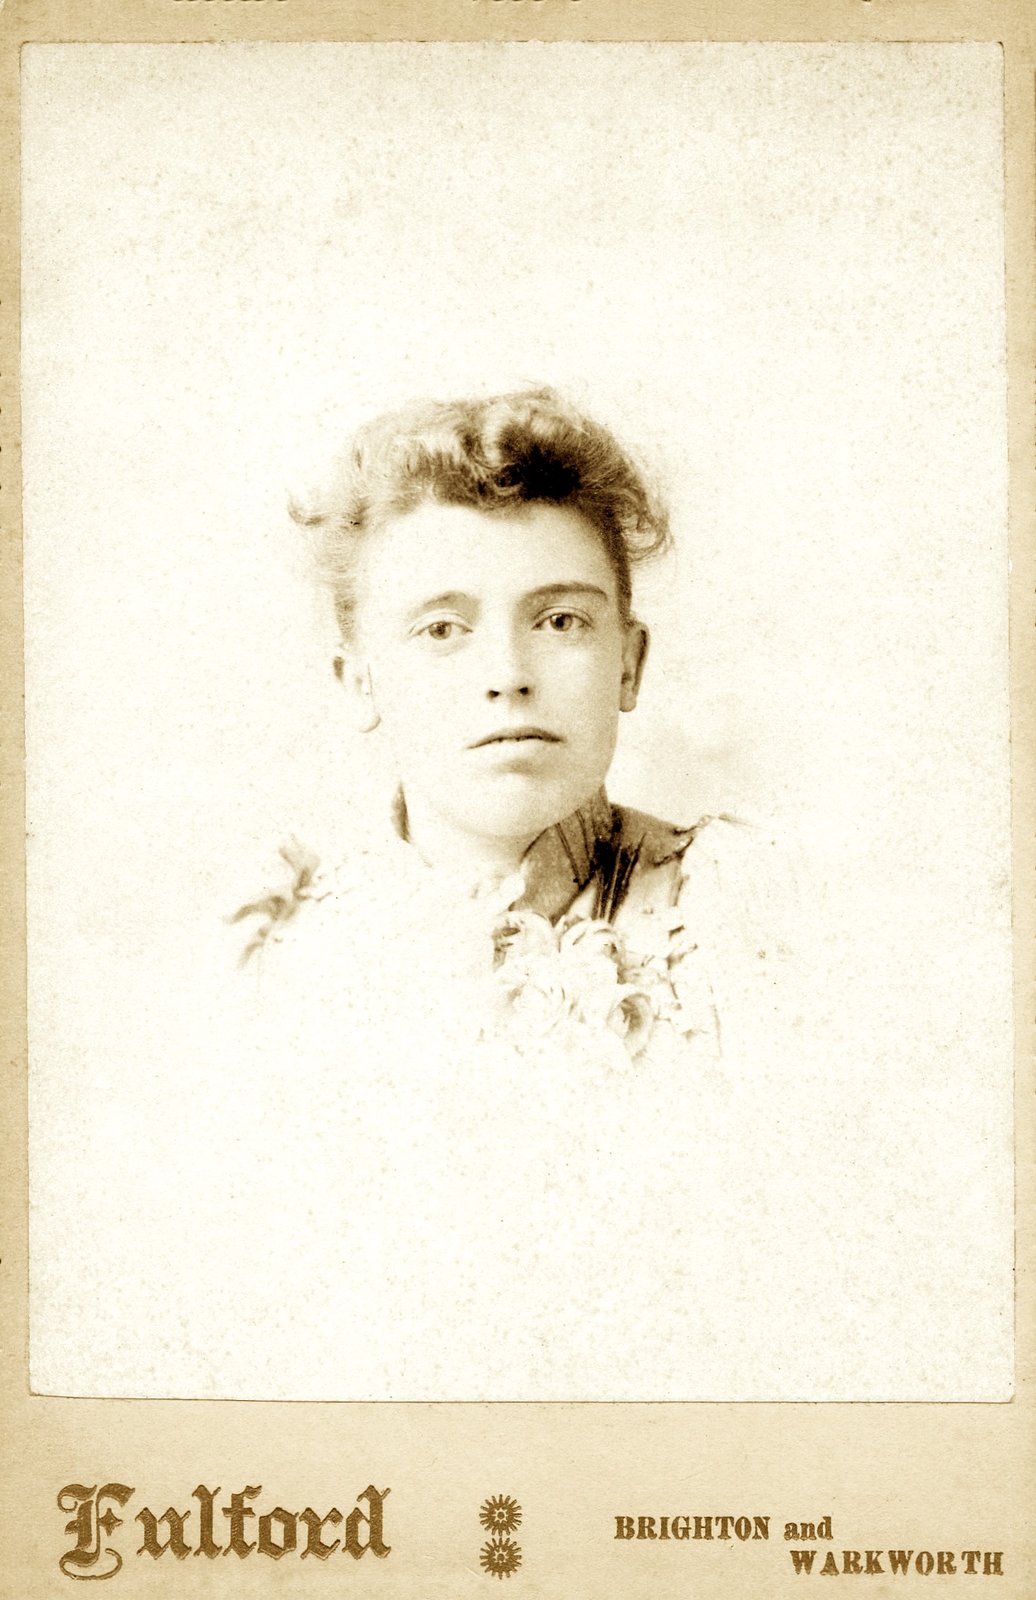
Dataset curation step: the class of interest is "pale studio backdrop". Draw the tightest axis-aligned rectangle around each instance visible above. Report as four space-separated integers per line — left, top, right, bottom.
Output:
21 43 1013 1397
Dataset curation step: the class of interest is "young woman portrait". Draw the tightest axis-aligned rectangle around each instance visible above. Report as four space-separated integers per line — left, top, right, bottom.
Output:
211 386 806 1400
23 43 1010 1407
234 387 793 1076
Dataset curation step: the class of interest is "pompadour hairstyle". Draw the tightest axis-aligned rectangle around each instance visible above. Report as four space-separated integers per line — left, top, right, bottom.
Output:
292 387 670 638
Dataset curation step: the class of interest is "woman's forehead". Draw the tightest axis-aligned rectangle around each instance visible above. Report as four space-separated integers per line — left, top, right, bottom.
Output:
361 501 620 606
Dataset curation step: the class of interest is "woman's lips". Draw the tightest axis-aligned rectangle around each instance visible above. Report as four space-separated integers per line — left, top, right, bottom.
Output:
469 728 562 748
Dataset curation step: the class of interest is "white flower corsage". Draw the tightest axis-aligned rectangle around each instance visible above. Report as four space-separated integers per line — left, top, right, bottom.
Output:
491 902 710 1059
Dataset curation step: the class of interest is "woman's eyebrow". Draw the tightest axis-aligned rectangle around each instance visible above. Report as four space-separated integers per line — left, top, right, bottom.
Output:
524 583 612 604
403 590 473 623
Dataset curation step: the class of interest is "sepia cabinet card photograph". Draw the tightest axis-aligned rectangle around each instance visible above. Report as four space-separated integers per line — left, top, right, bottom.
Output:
1 0 1034 1594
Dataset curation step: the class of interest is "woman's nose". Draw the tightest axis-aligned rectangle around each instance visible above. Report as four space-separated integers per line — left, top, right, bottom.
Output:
482 625 533 699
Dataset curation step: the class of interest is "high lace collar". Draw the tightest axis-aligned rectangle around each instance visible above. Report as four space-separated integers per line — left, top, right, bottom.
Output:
391 786 617 925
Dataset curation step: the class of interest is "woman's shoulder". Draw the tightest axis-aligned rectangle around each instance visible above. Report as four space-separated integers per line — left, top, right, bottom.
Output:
612 804 802 961
610 804 776 910
226 826 475 975
610 804 807 1058
614 803 779 858
227 838 327 965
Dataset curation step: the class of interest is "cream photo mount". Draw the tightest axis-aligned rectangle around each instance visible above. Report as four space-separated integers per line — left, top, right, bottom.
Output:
1 3 1034 1598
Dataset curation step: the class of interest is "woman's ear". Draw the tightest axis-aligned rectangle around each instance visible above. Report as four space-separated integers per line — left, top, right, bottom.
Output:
619 621 649 713
333 650 381 732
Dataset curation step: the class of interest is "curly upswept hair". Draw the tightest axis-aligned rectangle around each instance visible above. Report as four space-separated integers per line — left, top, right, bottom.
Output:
291 387 670 639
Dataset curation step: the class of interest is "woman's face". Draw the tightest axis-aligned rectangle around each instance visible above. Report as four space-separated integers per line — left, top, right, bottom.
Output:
346 500 648 857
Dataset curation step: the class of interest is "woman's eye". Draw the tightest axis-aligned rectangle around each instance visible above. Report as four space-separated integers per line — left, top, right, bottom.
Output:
539 611 585 634
416 618 465 642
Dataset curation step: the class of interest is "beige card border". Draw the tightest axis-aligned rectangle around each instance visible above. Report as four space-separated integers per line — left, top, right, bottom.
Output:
2 3 1033 1595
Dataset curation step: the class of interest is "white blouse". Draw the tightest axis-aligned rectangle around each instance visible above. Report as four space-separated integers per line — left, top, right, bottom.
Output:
219 793 807 1400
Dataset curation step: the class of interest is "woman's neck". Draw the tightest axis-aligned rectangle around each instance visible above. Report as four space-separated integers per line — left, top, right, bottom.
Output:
395 789 539 891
